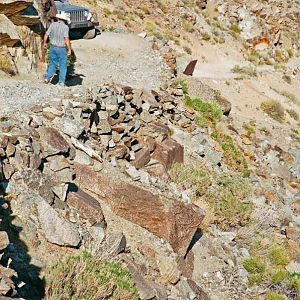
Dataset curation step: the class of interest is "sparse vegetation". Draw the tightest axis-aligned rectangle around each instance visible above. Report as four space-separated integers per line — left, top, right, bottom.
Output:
261 100 285 123
265 292 285 300
229 23 241 34
211 131 250 177
282 75 292 84
287 109 299 121
0 52 15 75
232 65 257 77
171 162 252 230
171 163 212 196
46 252 138 300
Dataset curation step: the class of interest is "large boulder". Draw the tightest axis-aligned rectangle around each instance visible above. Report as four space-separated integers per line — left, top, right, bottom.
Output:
75 164 204 256
37 197 80 247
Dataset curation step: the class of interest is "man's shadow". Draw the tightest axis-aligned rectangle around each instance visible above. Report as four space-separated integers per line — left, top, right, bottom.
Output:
0 184 45 299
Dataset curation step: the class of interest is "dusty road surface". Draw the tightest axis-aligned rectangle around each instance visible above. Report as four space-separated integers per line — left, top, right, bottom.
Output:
71 32 168 89
0 32 168 115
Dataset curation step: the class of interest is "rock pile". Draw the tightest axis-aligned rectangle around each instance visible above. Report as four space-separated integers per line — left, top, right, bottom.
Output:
0 83 211 299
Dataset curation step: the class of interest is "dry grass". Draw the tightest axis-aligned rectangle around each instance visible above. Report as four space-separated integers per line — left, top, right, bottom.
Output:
0 53 16 75
46 252 138 300
261 100 285 123
170 163 252 230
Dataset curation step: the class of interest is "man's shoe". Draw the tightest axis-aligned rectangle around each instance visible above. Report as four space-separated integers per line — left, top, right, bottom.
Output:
44 79 49 84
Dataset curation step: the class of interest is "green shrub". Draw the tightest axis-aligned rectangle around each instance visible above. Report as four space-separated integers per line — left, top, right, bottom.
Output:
46 252 138 300
211 131 250 177
265 292 285 300
271 269 288 284
185 96 223 126
243 257 266 285
232 65 257 77
178 79 189 95
268 246 290 267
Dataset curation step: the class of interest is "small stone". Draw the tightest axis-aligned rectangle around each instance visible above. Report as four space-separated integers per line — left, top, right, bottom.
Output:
53 117 84 138
125 165 141 181
0 231 10 250
74 150 93 166
242 136 252 145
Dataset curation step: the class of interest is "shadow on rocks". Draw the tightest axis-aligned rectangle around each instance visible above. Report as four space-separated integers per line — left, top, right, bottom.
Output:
0 186 45 299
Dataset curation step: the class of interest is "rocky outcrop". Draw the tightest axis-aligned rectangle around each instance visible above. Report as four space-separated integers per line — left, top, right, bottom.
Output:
75 164 204 256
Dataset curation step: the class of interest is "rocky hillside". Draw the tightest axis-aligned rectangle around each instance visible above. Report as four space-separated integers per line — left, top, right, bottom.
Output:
0 0 300 300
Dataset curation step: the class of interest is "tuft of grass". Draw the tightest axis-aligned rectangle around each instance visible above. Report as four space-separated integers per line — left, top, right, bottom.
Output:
212 174 252 229
185 96 223 126
268 246 290 267
287 109 299 120
280 91 300 106
178 79 189 95
271 269 288 284
232 65 257 77
211 131 250 177
261 100 285 123
170 163 212 196
182 19 195 33
230 23 241 34
45 252 138 300
282 75 291 84
264 292 285 300
243 257 266 285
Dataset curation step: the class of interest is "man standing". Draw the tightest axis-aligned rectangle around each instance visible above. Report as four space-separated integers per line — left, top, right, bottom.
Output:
43 13 72 86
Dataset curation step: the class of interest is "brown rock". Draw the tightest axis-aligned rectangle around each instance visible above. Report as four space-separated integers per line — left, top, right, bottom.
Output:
38 127 69 157
150 122 171 140
152 138 184 170
286 226 300 243
242 136 252 145
75 164 204 256
66 187 106 227
145 163 170 181
132 148 151 169
187 279 210 300
108 144 129 159
214 95 231 116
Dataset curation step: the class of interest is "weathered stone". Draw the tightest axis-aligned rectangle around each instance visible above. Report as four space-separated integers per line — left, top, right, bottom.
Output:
5 142 15 157
47 155 69 172
0 232 9 251
52 183 68 202
125 260 158 300
132 148 151 169
53 117 84 138
286 226 300 243
97 119 111 134
158 256 181 284
37 198 80 247
108 144 129 159
152 138 184 170
38 127 69 157
2 163 14 180
73 150 93 165
66 187 106 226
75 165 204 255
20 169 54 204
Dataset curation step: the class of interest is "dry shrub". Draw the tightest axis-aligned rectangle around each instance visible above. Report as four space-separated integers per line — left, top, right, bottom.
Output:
261 100 285 123
46 252 138 300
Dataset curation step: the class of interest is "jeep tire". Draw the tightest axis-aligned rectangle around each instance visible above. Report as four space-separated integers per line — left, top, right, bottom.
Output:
82 28 96 39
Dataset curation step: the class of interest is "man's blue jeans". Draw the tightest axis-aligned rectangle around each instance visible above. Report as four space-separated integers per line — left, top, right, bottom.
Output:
46 47 67 84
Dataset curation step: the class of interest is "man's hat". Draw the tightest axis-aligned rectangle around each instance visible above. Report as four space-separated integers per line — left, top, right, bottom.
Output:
56 12 71 24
